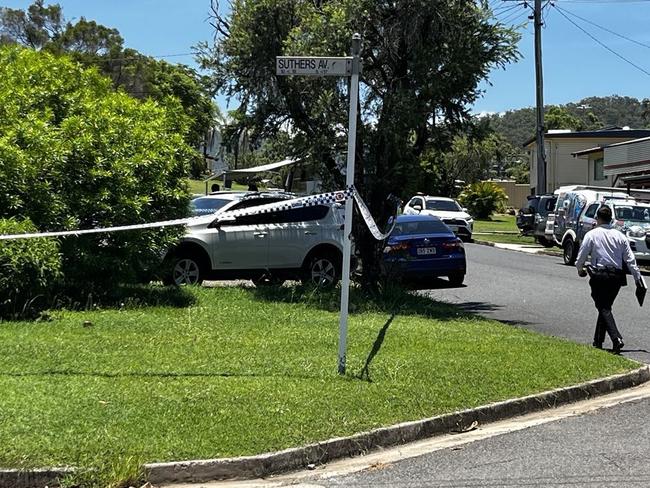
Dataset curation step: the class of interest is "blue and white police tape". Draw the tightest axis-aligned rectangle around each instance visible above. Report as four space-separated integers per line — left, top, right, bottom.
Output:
0 187 395 241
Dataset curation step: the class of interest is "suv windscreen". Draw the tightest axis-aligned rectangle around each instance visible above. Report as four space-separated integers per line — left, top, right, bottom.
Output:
425 200 461 212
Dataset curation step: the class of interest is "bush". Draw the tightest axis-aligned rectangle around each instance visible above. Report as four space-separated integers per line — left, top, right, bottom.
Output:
458 181 508 219
0 219 62 319
0 46 192 292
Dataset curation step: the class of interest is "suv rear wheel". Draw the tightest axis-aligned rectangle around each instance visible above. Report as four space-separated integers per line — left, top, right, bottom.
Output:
563 238 577 266
448 272 465 286
302 252 341 288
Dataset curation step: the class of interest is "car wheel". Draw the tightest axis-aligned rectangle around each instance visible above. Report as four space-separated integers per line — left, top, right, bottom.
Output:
252 272 285 287
302 252 341 288
448 272 465 286
536 236 555 248
166 255 205 286
563 239 576 266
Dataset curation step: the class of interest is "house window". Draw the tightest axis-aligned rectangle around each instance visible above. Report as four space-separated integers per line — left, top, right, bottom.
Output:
594 158 605 181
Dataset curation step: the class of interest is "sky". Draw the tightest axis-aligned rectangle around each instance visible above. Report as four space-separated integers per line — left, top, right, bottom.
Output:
3 0 650 116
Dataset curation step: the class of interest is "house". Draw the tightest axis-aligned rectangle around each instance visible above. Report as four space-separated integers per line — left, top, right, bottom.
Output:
573 136 650 189
524 127 650 194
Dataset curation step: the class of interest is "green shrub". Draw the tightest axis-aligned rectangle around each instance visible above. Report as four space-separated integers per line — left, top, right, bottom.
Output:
458 181 508 219
0 219 62 319
0 46 191 292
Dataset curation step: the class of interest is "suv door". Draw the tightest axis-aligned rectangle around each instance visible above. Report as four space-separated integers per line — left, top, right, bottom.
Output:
577 203 599 240
266 205 334 269
211 212 270 270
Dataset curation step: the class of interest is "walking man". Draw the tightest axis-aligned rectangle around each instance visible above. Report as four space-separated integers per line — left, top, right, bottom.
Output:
576 205 641 353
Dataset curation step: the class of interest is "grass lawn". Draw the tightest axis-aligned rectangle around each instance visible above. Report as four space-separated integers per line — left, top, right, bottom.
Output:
474 214 539 245
0 285 636 487
187 179 258 195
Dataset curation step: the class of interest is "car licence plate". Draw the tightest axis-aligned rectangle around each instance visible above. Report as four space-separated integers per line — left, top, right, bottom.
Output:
417 247 436 255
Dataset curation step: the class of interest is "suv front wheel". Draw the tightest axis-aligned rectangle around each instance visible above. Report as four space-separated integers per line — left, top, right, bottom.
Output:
302 252 341 288
164 255 205 286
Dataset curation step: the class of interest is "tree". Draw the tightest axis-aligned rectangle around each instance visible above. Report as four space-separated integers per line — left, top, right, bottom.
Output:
0 46 193 292
545 106 584 131
200 0 520 284
1 1 216 175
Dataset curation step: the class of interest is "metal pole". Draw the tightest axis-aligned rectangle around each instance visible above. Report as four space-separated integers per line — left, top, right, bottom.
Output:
338 33 361 375
534 0 547 193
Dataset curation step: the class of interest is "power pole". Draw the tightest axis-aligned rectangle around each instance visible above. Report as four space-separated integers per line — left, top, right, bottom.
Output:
534 0 547 193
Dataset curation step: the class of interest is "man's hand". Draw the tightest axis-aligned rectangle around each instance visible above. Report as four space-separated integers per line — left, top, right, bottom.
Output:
578 267 588 278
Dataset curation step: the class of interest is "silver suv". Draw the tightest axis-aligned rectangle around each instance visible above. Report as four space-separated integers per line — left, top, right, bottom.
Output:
163 194 346 287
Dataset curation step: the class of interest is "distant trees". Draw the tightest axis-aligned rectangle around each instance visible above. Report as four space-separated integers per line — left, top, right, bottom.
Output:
0 0 217 176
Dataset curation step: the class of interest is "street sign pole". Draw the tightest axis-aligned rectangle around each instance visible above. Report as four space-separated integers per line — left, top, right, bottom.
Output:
337 34 361 375
276 34 362 375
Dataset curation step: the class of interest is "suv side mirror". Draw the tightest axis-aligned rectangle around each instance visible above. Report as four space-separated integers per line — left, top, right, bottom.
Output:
412 204 422 212
462 207 468 213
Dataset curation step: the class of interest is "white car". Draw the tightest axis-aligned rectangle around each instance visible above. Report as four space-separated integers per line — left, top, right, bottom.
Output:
163 193 346 287
403 195 474 241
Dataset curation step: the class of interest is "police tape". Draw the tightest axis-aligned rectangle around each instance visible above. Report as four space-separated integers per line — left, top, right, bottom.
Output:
0 187 396 241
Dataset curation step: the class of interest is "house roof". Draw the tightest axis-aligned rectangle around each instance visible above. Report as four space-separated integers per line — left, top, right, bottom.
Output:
572 146 605 157
523 129 650 148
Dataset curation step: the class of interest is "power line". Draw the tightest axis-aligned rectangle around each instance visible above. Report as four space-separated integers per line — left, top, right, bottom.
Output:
551 3 650 77
553 4 650 50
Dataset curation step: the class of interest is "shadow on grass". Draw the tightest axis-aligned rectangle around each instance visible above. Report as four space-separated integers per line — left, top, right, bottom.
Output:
53 284 197 312
0 369 321 380
358 314 395 382
247 283 490 323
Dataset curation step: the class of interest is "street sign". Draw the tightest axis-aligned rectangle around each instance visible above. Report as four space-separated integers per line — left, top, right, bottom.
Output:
276 56 352 76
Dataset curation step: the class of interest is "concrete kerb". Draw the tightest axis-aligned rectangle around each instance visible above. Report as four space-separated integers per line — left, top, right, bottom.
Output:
143 364 650 485
1 366 648 487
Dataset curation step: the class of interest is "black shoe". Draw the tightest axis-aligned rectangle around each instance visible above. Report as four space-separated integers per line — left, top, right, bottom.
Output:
592 342 603 349
613 339 625 354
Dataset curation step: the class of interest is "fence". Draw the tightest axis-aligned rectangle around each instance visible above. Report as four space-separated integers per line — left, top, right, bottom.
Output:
486 180 531 210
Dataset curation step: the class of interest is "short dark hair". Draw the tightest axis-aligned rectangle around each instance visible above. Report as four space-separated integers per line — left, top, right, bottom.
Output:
597 205 612 222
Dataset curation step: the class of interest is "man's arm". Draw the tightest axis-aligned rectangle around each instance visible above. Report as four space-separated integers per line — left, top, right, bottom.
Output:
575 233 592 277
622 236 642 282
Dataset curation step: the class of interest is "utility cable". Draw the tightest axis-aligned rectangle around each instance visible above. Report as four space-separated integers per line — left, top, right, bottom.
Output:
551 3 650 77
554 4 650 50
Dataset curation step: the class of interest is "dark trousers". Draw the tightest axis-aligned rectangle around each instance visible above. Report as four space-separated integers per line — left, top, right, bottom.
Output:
589 276 623 346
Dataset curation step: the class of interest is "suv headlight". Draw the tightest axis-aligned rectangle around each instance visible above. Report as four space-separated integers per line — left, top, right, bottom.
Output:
628 225 646 238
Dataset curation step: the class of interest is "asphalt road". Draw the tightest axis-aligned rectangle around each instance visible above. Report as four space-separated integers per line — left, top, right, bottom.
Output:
425 243 650 363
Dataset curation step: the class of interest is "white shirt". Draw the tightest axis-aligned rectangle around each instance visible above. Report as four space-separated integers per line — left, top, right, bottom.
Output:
575 224 641 282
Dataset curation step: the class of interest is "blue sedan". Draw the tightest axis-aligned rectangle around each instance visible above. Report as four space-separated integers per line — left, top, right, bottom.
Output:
382 214 467 286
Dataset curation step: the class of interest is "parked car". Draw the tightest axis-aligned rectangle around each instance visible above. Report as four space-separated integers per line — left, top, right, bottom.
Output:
189 192 247 216
516 194 557 246
163 193 346 288
402 195 473 241
382 214 466 286
545 185 650 265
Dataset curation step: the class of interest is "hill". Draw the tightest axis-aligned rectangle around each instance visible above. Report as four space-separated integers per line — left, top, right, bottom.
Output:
485 95 650 147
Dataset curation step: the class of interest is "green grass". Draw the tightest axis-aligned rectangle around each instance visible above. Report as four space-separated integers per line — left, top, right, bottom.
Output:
473 214 539 245
474 214 518 233
187 179 258 195
0 285 635 487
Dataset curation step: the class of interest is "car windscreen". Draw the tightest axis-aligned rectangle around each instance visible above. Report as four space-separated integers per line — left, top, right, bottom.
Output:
613 205 650 222
392 219 451 236
425 200 461 212
190 197 234 216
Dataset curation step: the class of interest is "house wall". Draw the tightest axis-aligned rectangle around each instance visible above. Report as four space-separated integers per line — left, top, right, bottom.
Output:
489 180 530 209
529 137 633 192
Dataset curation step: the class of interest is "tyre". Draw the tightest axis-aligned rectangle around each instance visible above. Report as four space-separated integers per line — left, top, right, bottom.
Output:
302 252 341 288
563 238 577 266
164 255 205 286
448 272 465 286
252 272 285 287
536 236 555 248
